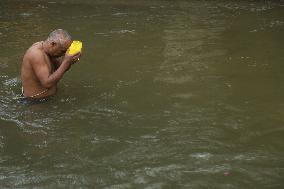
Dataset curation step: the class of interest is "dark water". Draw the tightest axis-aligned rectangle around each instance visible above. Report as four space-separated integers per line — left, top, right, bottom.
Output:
1 0 284 188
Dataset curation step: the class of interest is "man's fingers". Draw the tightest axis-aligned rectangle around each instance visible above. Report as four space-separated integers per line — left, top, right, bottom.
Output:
73 52 81 59
72 55 81 63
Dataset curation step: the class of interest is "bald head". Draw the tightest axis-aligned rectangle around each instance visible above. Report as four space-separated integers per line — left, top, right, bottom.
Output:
44 29 72 57
47 29 72 46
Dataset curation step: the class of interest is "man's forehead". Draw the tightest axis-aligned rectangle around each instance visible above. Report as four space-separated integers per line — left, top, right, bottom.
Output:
62 40 72 48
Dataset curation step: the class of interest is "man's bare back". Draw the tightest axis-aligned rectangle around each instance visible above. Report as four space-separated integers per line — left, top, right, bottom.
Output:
21 29 81 99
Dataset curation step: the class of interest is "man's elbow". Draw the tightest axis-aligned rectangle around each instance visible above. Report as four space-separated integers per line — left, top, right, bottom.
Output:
41 80 55 89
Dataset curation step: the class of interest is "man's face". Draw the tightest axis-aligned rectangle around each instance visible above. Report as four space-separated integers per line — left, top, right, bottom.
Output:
49 40 72 58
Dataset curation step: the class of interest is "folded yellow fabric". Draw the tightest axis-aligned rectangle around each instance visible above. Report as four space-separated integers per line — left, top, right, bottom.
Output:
68 41 82 55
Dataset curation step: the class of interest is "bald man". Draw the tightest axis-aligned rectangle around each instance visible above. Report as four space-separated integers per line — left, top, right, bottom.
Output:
21 29 81 98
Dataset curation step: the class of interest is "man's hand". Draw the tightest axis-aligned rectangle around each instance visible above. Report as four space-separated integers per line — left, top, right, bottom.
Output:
63 51 82 66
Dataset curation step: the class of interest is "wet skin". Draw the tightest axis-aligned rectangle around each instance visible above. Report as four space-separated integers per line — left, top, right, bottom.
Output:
21 40 81 98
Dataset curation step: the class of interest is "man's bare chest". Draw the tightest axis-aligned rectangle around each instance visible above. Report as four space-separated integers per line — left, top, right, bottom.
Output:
43 56 56 73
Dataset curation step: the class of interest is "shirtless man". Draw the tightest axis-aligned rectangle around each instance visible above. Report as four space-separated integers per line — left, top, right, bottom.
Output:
21 29 81 98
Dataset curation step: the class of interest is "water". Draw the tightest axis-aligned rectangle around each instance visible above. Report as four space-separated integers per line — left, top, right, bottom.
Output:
1 0 284 188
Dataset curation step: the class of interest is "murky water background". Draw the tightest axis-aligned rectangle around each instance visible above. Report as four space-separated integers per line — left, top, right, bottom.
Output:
1 0 284 188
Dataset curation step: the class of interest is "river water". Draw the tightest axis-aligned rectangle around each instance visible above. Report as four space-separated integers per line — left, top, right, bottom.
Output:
0 0 284 188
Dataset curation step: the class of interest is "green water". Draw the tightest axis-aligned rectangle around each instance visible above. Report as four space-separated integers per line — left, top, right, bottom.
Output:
1 0 284 188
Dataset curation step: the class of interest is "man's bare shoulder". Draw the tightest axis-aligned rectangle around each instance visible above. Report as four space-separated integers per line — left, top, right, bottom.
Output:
23 42 45 64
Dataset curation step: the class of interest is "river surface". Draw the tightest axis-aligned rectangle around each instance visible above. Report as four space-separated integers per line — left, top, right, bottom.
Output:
0 0 284 188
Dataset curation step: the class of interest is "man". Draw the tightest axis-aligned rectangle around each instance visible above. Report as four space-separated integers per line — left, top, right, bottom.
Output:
21 29 81 98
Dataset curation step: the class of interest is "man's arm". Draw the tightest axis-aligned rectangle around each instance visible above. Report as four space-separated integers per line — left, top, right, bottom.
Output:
31 52 80 88
51 57 64 70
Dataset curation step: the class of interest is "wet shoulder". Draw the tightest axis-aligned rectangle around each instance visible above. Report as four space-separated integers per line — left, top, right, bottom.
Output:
23 42 45 63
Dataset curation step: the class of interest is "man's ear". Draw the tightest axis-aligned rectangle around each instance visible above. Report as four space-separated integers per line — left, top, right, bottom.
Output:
51 41 56 46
